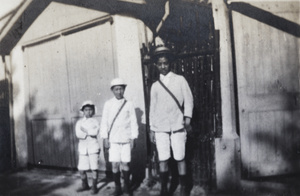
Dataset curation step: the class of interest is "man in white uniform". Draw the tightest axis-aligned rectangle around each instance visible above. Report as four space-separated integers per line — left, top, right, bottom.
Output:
150 46 194 196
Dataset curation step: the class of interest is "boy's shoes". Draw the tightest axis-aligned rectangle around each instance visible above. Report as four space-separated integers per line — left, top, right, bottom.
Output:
112 185 122 196
122 170 130 195
76 179 90 192
160 186 168 196
90 179 98 194
123 185 130 196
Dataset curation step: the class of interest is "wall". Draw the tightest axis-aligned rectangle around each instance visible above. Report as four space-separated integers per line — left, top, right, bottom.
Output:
20 2 108 44
231 1 300 177
10 46 27 168
111 15 152 182
211 0 240 192
10 2 151 173
9 3 111 170
211 0 300 191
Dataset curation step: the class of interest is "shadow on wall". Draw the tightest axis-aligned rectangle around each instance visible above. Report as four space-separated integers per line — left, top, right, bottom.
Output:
24 93 78 169
131 108 147 188
0 61 21 171
242 106 300 195
0 66 75 194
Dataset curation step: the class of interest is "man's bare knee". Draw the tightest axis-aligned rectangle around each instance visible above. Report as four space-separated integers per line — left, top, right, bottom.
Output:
112 162 120 173
159 160 169 172
121 162 129 171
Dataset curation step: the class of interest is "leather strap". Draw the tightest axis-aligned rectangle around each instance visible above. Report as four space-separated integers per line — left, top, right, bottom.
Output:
158 80 183 114
108 100 127 138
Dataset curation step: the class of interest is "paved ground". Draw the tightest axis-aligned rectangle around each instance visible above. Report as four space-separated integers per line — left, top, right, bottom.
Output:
0 168 300 196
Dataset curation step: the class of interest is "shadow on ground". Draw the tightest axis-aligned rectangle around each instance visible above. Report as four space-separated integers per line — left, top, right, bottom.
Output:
0 169 78 196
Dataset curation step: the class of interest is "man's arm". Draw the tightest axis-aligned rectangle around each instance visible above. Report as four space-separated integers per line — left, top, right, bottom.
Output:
129 102 139 140
181 77 194 132
182 77 194 119
100 102 110 148
100 103 109 139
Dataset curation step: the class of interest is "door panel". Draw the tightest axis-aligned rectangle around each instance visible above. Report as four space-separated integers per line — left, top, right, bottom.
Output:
26 38 69 117
233 11 300 177
32 119 73 167
64 23 115 170
24 22 115 168
25 38 74 167
64 23 115 114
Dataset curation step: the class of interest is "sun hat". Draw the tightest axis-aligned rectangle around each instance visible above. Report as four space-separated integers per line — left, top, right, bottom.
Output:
80 100 95 111
110 78 127 89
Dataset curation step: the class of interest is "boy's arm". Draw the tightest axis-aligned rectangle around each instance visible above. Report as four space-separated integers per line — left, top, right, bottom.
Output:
129 102 139 139
87 119 100 136
75 120 87 139
149 84 157 132
100 103 109 139
149 84 157 144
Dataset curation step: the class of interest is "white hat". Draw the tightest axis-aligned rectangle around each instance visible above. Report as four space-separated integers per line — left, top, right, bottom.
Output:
80 100 95 111
110 78 127 89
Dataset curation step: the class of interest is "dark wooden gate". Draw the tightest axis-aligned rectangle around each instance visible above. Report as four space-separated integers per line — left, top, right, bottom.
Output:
141 7 221 188
0 78 11 172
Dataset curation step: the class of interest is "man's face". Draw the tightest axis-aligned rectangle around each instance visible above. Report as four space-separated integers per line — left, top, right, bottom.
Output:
156 56 170 76
83 106 94 118
112 85 125 100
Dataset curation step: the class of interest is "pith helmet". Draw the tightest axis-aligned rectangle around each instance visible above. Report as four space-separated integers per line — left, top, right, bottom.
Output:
80 100 95 111
110 78 127 89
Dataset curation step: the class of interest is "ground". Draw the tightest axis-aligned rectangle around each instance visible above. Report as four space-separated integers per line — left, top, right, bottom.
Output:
0 168 299 196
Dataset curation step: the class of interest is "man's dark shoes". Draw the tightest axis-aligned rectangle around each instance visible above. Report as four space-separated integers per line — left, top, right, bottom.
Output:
112 185 122 196
160 186 169 196
76 178 90 192
90 179 98 194
180 186 187 196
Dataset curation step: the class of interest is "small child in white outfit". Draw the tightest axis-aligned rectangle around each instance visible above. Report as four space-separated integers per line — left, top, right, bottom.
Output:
75 100 100 194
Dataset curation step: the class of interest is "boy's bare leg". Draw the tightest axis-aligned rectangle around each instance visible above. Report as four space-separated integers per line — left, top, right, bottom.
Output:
177 159 186 175
112 162 122 196
77 170 90 192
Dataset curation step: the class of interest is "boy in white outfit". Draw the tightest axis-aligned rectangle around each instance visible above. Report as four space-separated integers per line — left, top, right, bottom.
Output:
100 78 139 196
75 100 100 194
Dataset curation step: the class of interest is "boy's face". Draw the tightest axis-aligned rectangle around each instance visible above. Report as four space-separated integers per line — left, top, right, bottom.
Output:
156 56 170 76
112 85 125 100
82 106 94 118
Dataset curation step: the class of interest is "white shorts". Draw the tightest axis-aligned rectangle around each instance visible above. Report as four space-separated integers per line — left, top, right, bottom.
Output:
78 153 99 170
155 130 187 161
109 143 131 163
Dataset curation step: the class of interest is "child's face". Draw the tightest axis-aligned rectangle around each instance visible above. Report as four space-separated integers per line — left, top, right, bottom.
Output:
83 106 94 118
112 85 125 100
